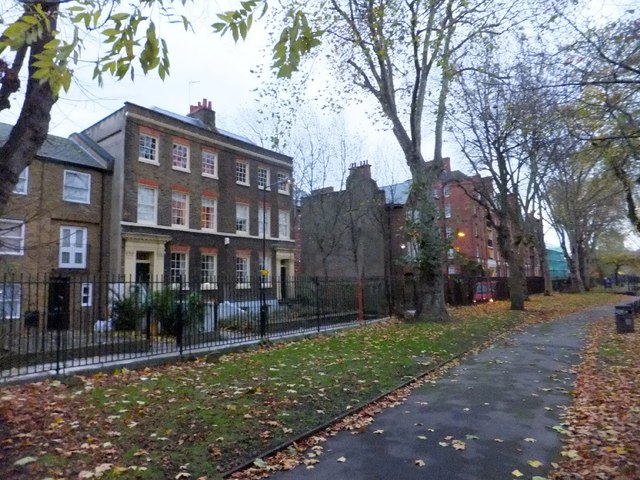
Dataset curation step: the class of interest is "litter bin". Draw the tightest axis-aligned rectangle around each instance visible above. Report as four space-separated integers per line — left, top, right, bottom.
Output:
614 305 635 334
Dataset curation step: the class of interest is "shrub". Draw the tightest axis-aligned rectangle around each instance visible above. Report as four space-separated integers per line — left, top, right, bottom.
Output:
112 295 146 331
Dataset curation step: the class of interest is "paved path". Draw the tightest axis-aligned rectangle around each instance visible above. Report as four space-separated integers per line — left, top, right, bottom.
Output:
271 305 613 479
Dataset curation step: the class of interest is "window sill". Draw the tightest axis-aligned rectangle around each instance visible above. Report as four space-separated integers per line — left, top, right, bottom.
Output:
138 158 160 166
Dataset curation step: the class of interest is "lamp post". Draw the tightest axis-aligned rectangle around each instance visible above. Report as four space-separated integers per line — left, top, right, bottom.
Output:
260 176 292 337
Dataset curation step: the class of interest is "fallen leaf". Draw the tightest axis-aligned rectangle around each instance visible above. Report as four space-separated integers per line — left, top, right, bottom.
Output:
415 459 426 467
512 469 524 477
337 456 346 463
13 456 38 466
528 460 543 468
524 437 536 443
452 439 466 451
373 429 384 434
417 435 427 440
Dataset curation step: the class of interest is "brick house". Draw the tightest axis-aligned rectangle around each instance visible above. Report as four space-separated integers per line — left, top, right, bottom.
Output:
0 122 113 325
82 100 295 299
300 162 387 279
300 158 511 281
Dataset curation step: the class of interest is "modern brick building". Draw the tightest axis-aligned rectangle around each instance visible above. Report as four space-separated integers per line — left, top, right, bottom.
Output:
82 99 295 298
383 158 507 277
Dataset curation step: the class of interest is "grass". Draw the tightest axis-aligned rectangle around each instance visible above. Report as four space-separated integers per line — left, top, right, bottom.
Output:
0 291 625 480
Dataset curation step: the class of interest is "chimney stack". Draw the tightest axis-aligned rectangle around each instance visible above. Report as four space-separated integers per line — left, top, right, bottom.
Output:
188 98 216 129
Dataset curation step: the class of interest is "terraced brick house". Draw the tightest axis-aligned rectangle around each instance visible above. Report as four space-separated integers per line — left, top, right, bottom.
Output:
0 122 113 327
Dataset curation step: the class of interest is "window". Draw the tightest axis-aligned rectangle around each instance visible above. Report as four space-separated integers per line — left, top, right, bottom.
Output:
137 185 157 224
0 219 25 255
13 167 28 195
63 170 91 204
201 254 217 289
0 283 21 319
258 207 271 238
139 134 158 163
448 248 455 259
278 210 290 239
260 254 272 287
202 150 218 178
432 188 439 199
172 143 190 171
444 203 451 218
235 255 250 288
171 192 189 228
445 226 453 239
277 173 290 194
81 283 92 307
236 203 249 234
257 167 270 189
236 161 249 185
59 226 87 268
170 252 188 285
443 185 450 197
487 238 494 248
201 198 217 231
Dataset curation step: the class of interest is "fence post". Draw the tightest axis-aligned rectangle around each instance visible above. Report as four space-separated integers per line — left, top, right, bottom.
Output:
176 277 184 357
314 277 321 332
145 302 152 349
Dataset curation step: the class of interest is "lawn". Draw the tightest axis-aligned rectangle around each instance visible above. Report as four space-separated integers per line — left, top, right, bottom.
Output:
0 292 625 479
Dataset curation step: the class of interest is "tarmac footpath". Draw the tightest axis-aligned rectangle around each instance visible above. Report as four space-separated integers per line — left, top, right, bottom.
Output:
269 305 614 480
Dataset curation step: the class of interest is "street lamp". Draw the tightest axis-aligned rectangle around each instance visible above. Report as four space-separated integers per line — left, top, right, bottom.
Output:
260 176 293 337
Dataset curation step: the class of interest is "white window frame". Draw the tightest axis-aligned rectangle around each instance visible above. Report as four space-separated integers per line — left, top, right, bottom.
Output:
277 173 290 194
448 248 455 259
0 219 25 255
201 197 217 231
59 226 87 269
81 283 92 307
259 254 272 287
63 170 91 204
172 142 190 171
236 161 249 186
236 203 249 235
443 184 450 197
170 252 188 286
13 167 28 195
0 283 21 319
258 206 271 238
201 254 218 289
202 150 218 178
278 210 290 239
445 226 453 239
257 167 270 190
137 185 158 225
444 204 452 218
171 191 189 228
139 133 159 164
235 255 250 289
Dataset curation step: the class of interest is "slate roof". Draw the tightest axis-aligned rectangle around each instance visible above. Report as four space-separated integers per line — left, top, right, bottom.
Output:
0 122 112 171
381 171 473 205
151 107 257 146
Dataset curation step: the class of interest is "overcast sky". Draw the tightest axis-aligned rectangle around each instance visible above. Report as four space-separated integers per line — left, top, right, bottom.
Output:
0 0 631 248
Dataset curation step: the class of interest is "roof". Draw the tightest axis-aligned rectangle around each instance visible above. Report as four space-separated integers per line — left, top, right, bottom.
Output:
0 122 112 171
381 179 412 205
381 169 475 206
151 107 257 146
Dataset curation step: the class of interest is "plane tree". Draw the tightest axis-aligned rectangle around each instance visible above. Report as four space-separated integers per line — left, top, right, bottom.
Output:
0 0 193 217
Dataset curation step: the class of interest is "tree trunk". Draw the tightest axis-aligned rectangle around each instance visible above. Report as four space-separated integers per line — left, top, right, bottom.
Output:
409 162 450 322
0 3 58 218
